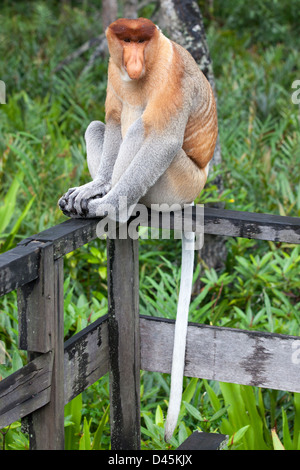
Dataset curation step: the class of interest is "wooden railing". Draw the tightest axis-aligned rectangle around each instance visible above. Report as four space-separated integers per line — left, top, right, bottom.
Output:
0 207 299 450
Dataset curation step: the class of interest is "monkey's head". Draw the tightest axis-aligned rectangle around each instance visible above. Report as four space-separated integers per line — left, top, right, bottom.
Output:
106 18 159 81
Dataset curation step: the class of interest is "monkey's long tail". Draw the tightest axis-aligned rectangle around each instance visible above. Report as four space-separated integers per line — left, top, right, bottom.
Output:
164 226 195 442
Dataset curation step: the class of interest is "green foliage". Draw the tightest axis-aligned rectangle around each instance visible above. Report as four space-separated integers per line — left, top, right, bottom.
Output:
64 376 111 450
0 172 35 253
201 0 300 48
0 0 300 451
0 422 29 450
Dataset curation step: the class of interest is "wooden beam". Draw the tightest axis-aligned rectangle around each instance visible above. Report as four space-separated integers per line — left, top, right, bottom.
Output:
0 208 299 296
17 243 55 352
0 241 41 297
0 315 109 429
177 431 228 450
22 255 65 450
18 218 99 260
1 314 300 428
0 352 53 429
15 206 300 259
203 207 300 244
107 235 141 450
138 206 300 244
64 314 109 403
140 316 300 393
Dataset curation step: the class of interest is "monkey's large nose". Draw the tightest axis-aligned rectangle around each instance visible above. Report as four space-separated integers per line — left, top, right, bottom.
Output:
126 61 143 80
124 46 144 80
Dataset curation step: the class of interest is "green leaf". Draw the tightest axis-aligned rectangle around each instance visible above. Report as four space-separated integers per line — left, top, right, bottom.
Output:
183 401 204 422
92 405 110 450
0 196 35 253
293 393 300 450
12 350 23 372
264 290 274 332
178 422 189 446
0 172 23 233
271 428 285 450
179 378 199 417
281 407 293 450
64 393 82 450
228 425 250 447
155 405 164 426
210 407 229 422
203 379 221 412
79 417 91 450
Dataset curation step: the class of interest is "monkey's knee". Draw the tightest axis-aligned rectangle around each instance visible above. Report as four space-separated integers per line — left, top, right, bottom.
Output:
85 120 105 146
85 121 106 179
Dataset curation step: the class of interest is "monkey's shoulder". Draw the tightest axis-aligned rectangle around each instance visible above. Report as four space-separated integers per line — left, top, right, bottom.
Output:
171 42 212 97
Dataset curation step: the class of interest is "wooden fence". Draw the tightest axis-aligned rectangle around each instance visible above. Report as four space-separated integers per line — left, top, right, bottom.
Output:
0 207 299 450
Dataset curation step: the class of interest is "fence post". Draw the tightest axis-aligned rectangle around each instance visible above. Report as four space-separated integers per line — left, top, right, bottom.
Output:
107 231 140 450
17 243 64 450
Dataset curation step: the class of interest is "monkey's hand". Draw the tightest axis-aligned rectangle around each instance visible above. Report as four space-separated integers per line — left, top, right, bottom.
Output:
61 187 133 224
82 190 136 224
58 179 112 217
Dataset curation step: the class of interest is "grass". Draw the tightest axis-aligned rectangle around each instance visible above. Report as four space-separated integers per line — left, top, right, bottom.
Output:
0 0 299 450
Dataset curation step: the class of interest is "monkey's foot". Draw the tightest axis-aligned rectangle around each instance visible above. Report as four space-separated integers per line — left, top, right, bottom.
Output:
59 194 103 218
60 195 132 224
58 180 111 217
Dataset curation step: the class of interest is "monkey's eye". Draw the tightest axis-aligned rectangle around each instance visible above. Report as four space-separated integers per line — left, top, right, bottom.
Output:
138 39 145 43
123 38 131 43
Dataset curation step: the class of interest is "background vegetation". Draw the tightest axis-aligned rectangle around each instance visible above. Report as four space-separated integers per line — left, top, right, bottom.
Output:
0 0 299 450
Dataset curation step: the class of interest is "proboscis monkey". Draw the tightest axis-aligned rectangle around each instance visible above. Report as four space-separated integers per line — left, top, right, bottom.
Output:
59 17 218 441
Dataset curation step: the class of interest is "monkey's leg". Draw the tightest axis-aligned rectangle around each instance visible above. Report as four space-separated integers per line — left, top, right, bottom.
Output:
59 121 120 217
85 120 106 179
140 149 209 208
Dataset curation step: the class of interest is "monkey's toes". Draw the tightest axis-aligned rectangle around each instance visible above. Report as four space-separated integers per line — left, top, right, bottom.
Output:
58 198 66 210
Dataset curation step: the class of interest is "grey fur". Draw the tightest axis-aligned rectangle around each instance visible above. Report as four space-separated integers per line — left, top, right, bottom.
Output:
59 114 187 222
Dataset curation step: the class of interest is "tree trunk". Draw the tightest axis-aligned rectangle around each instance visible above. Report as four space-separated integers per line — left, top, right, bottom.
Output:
102 0 118 30
123 0 139 18
158 0 227 271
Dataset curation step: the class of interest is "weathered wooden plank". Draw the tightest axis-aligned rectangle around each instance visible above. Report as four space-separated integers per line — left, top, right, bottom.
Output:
0 208 299 297
14 206 300 260
140 316 300 393
0 352 53 429
177 431 228 450
107 235 141 450
18 218 99 260
25 258 65 450
0 241 41 296
17 243 55 352
0 316 109 429
135 206 300 243
64 314 109 403
2 313 299 428
202 207 300 244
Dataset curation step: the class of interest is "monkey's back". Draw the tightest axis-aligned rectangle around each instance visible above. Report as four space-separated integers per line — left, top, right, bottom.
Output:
173 43 218 170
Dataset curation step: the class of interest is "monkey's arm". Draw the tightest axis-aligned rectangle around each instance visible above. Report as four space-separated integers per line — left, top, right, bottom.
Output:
73 118 184 221
59 119 122 217
91 119 122 185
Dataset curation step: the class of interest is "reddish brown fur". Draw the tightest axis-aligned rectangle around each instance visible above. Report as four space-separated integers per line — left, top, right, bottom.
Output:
142 43 184 135
105 84 122 123
105 18 218 173
183 83 218 169
109 18 156 42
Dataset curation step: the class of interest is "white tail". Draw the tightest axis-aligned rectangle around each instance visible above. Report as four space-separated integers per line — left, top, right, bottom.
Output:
164 228 195 442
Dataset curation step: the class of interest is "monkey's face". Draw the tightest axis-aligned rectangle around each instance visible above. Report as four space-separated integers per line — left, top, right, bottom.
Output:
106 18 158 81
121 39 147 80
